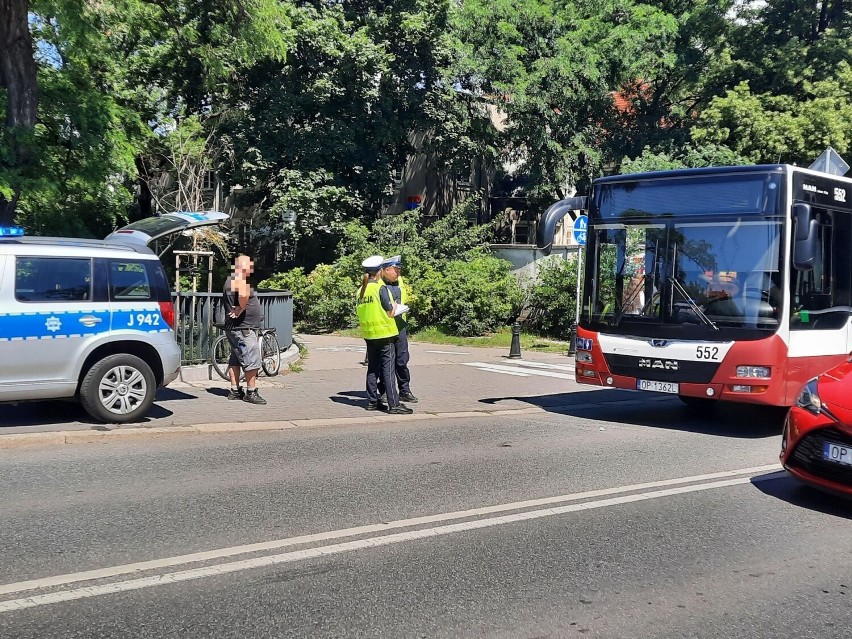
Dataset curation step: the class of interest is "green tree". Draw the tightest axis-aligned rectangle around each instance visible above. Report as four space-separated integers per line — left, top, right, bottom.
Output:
442 0 683 198
691 70 852 165
218 0 450 271
1 0 291 233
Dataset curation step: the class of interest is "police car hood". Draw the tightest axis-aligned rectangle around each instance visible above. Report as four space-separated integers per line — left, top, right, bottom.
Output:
104 211 230 246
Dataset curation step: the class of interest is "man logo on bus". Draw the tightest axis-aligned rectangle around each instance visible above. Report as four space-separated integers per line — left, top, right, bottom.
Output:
639 358 679 370
650 339 669 348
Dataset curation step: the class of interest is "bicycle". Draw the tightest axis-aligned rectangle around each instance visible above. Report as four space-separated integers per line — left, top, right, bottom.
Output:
210 327 282 381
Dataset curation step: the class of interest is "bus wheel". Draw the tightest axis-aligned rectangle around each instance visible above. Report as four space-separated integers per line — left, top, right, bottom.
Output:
678 396 718 410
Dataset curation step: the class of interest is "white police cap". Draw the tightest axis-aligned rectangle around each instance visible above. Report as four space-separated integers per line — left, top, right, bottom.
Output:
362 255 384 271
381 255 402 268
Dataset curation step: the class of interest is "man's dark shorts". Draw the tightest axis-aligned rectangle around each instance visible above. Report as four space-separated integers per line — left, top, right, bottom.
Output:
227 328 261 371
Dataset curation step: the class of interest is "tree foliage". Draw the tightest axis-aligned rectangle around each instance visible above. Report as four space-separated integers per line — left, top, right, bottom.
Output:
0 0 850 250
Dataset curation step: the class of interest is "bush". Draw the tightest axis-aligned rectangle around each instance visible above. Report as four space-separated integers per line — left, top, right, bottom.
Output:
260 197 525 336
418 256 523 336
526 256 579 338
260 265 356 332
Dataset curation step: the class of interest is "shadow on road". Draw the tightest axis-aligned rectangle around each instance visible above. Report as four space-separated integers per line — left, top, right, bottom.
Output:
479 390 786 439
0 388 194 429
752 471 852 520
0 400 95 428
330 391 369 408
156 388 200 402
335 391 368 399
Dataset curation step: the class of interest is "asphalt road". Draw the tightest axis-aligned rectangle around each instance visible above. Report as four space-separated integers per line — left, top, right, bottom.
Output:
1 397 850 638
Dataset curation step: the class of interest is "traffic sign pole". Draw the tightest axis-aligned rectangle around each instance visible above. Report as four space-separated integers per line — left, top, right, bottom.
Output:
572 215 587 327
575 246 582 325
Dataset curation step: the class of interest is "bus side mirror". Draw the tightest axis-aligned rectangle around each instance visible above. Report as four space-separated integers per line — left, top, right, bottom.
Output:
792 203 818 271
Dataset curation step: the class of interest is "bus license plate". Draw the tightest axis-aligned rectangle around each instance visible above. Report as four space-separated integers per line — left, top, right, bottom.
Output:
636 379 679 394
823 442 852 467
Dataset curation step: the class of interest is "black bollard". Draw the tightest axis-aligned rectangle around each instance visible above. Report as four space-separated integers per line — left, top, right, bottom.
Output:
508 321 522 359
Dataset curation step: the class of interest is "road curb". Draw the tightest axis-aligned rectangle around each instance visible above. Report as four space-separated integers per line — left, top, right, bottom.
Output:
0 406 551 450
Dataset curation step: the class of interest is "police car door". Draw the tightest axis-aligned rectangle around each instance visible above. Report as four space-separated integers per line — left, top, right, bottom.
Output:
3 254 104 395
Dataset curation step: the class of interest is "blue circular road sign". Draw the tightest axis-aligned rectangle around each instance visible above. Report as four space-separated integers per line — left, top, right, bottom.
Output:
572 215 588 246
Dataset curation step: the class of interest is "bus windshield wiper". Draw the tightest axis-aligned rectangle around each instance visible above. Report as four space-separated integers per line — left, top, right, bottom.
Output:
609 275 646 327
670 276 719 331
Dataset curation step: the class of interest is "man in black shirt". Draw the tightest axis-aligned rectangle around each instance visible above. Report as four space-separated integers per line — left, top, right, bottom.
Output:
223 255 266 405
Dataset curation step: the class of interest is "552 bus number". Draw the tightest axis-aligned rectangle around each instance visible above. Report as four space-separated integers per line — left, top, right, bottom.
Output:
696 346 720 361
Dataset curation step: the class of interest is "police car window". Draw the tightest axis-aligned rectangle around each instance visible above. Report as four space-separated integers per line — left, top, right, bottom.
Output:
109 261 152 300
15 257 91 302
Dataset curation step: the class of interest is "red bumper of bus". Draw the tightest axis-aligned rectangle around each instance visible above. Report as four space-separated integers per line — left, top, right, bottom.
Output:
572 329 843 407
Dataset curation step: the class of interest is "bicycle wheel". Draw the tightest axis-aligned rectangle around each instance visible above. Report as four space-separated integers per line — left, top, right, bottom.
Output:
261 331 282 377
210 334 233 381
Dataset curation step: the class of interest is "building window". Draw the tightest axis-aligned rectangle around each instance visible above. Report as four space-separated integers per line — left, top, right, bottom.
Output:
455 170 472 189
202 170 217 192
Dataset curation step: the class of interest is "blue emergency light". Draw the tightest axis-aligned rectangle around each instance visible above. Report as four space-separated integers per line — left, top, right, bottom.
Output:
0 226 24 237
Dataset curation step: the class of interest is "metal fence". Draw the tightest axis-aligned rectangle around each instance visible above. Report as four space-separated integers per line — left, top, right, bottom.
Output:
171 290 294 365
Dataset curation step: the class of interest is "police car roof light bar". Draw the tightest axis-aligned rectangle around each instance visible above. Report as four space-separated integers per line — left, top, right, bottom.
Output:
0 226 25 237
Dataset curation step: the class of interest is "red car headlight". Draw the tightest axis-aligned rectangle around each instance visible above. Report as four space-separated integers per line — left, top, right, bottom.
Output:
795 378 822 415
795 377 838 422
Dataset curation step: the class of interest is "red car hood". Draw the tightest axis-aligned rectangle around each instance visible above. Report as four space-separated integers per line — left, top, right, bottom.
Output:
819 360 852 423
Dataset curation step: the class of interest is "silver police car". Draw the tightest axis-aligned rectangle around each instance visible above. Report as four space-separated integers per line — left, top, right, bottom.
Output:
0 231 181 423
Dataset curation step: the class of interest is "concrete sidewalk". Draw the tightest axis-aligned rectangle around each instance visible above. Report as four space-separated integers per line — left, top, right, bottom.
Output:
0 333 611 448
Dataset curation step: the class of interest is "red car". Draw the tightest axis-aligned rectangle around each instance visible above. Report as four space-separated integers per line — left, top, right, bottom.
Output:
781 359 852 497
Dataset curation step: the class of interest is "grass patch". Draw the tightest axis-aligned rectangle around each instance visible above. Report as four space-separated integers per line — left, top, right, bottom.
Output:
332 326 568 353
333 327 363 339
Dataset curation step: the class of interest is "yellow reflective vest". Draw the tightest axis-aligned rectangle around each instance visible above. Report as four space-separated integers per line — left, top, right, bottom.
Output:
356 281 399 340
397 275 411 320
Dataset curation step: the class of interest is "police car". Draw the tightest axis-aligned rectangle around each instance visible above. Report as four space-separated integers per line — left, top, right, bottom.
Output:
0 225 189 423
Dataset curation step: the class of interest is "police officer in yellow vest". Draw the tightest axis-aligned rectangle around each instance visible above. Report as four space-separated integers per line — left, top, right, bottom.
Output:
377 255 417 403
356 256 414 415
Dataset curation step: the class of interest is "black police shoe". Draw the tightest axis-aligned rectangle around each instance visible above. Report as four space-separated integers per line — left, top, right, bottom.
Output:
387 404 413 415
243 390 267 405
227 387 245 401
399 392 418 403
366 401 387 411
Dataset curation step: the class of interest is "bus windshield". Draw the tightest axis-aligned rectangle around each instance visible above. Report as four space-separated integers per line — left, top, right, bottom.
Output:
584 173 785 340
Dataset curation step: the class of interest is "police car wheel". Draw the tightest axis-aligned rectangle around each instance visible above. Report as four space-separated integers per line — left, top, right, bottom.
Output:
80 354 157 423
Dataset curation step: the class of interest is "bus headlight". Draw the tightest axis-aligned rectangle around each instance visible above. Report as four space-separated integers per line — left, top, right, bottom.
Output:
795 378 822 415
736 366 771 379
576 351 593 363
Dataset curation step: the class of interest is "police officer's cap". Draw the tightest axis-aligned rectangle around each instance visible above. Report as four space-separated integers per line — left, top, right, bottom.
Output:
362 255 384 272
381 255 402 268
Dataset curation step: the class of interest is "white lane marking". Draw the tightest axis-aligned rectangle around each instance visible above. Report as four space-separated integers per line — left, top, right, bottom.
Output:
0 465 779 599
314 346 366 352
466 366 531 377
463 362 575 380
0 467 783 613
507 361 576 373
425 350 471 355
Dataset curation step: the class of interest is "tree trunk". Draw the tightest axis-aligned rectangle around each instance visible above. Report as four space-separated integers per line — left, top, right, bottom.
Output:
0 0 39 226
